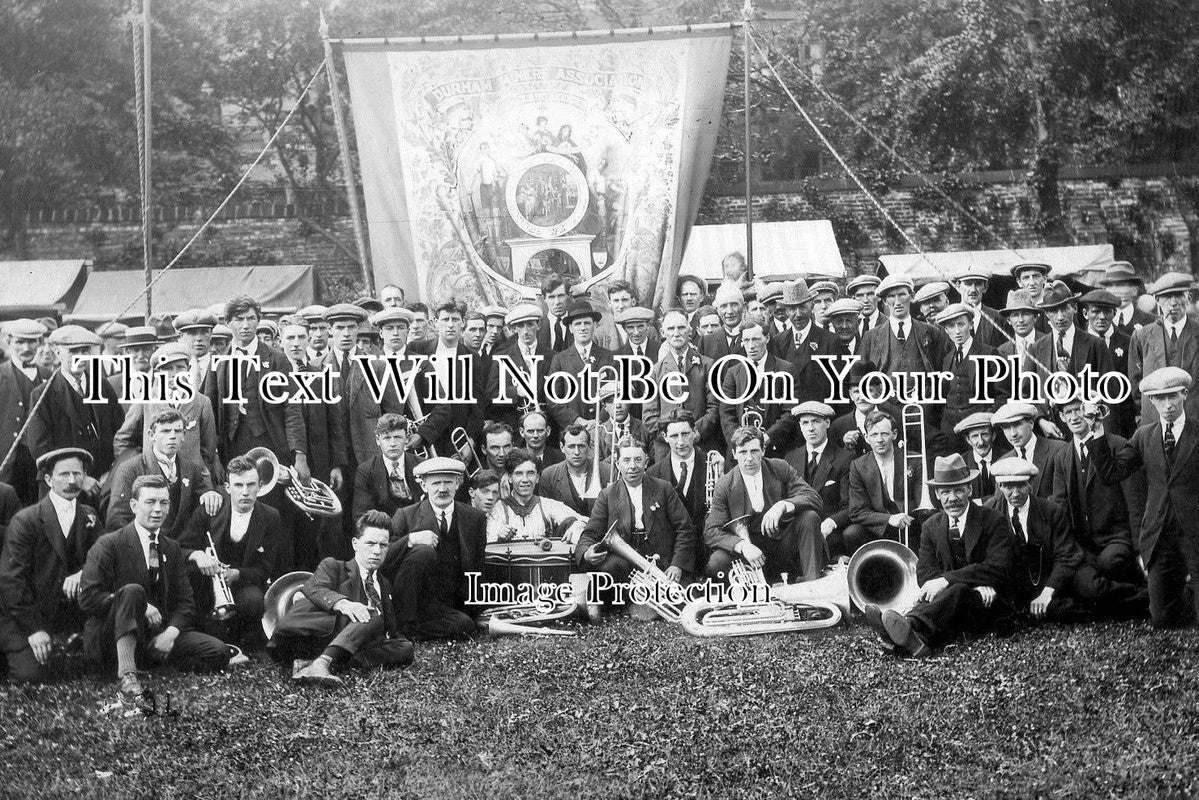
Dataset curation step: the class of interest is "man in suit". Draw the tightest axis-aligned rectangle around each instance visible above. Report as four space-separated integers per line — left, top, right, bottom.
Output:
352 413 423 522
107 408 222 538
995 290 1042 365
295 305 331 364
610 306 659 424
368 306 451 461
1129 272 1199 426
1100 261 1155 337
913 282 951 323
644 310 720 460
955 412 1007 503
1012 262 1051 309
597 280 660 353
825 299 865 361
985 459 1082 621
646 410 718 573
951 268 1009 349
408 301 484 456
0 318 50 504
769 280 838 405
783 402 855 561
519 410 563 470
860 275 952 388
577 437 696 604
79 475 232 708
846 409 930 554
1079 289 1136 438
179 454 281 647
548 298 614 435
1049 397 1148 616
703 425 825 582
106 326 158 407
675 274 708 333
932 303 1005 455
173 308 222 445
536 275 574 353
718 323 798 455
699 280 748 361
113 343 221 482
1089 367 1199 628
383 458 486 639
270 510 414 686
863 454 1015 657
846 275 885 339
486 304 555 435
1024 282 1115 401
993 402 1065 497
539 424 610 516
830 359 888 457
26 325 126 494
810 281 839 330
0 448 102 682
218 295 308 482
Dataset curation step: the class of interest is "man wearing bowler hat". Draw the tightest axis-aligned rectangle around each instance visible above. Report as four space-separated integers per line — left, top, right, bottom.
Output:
863 453 1015 658
1024 280 1114 385
548 298 614 436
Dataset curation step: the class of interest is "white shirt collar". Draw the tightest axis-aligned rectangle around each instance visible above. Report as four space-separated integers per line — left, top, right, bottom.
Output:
432 501 455 527
889 315 911 337
1166 414 1187 440
948 504 970 531
793 321 812 343
807 439 827 461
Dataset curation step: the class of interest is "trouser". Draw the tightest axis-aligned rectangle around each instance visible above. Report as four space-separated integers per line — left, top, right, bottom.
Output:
1146 518 1199 629
705 510 827 583
829 514 928 561
907 582 1012 649
3 606 87 683
1072 542 1148 618
85 584 231 674
269 609 413 669
1013 583 1084 622
387 545 476 640
192 582 267 647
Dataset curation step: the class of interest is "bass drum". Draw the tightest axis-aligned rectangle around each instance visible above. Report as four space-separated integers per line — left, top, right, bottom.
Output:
484 539 573 589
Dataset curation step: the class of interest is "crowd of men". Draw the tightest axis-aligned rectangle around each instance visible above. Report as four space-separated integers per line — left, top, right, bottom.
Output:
0 259 1196 707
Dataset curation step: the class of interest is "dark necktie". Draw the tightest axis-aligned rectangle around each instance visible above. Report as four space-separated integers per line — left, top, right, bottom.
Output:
677 461 689 493
147 533 161 586
556 321 566 349
1078 444 1089 475
1056 333 1068 366
953 346 963 368
896 322 906 343
1168 326 1179 362
1019 445 1028 462
1164 424 1177 464
1011 511 1025 542
806 452 818 484
438 510 449 537
364 570 382 613
979 458 989 484
949 522 962 542
633 345 642 358
389 461 411 500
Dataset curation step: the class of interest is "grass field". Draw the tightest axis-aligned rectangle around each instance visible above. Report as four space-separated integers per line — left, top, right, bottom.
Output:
1 617 1198 799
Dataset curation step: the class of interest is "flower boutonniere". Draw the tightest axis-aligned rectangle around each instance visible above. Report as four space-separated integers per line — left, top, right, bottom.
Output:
182 477 191 487
809 341 819 352
1114 347 1124 357
648 501 661 513
85 511 97 529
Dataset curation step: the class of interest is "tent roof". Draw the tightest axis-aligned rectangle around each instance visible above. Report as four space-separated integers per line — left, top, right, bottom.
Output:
679 220 846 282
0 260 88 317
65 265 315 324
878 244 1115 283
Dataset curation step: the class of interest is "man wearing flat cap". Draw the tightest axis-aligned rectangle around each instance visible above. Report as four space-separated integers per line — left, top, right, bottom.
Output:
0 318 51 504
863 453 1014 658
861 275 952 383
486 304 554 434
1099 261 1154 336
954 412 1007 503
1078 289 1136 438
548 298 615 436
0 448 101 682
1011 262 1051 309
1129 272 1199 426
992 402 1065 498
174 308 221 430
27 325 125 493
769 280 838 405
810 281 838 329
596 280 659 352
1089 366 1199 628
783 401 854 561
383 457 487 639
699 281 749 361
984 458 1083 622
933 303 1006 454
951 268 1009 349
825 298 865 359
611 305 659 425
913 281 951 323
846 275 884 338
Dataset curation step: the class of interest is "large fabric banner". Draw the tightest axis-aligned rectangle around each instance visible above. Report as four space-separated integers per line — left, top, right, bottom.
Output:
338 28 732 306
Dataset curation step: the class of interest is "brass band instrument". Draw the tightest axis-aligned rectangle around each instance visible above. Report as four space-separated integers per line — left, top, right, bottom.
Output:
704 450 724 510
206 531 237 621
741 405 765 431
404 414 433 460
601 525 684 623
262 570 313 638
247 447 342 518
451 426 478 475
899 404 935 549
476 603 581 637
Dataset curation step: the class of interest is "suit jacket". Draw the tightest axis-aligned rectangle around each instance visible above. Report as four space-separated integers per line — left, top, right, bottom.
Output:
962 445 1010 504
783 442 853 529
916 504 1015 591
106 449 213 537
1113 305 1156 338
485 342 556 433
718 353 798 451
1090 418 1199 563
548 344 615 432
26 372 125 477
860 318 951 376
286 359 348 481
1091 328 1136 436
704 458 822 554
0 497 101 646
1024 327 1114 382
831 410 870 458
1049 434 1141 553
0 360 49 488
768 324 838 404
984 494 1080 593
936 341 1005 440
218 339 306 463
112 395 220 481
291 556 398 638
698 327 747 361
847 450 924 537
970 305 1010 349
536 314 573 354
352 453 423 519
79 525 197 635
576 475 697 572
596 315 661 353
1129 319 1199 425
178 501 280 589
384 499 487 602
407 340 485 450
646 449 712 537
323 348 403 466
643 346 720 453
995 436 1065 498
539 460 611 516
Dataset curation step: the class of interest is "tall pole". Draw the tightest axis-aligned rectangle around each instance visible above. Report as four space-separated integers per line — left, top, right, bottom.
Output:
741 1 754 282
141 0 153 318
321 9 374 295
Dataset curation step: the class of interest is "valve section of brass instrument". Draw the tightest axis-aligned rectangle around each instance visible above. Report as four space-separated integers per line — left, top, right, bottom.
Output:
247 447 341 519
704 450 724 510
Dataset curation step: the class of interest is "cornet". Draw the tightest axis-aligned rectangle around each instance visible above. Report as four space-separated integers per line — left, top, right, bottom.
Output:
206 532 237 621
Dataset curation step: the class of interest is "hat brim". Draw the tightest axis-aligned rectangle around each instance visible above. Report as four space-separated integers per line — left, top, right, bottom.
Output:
566 312 603 324
1036 295 1079 310
781 292 817 306
927 468 980 487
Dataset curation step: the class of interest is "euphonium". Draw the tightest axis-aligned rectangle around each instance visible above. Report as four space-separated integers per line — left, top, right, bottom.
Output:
600 526 684 623
704 450 724 511
206 532 237 622
476 602 581 637
261 570 313 638
245 446 341 519
679 561 847 638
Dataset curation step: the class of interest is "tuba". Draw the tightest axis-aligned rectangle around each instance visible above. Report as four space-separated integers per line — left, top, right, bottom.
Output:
206 531 237 621
601 525 684 623
246 447 342 518
261 570 313 638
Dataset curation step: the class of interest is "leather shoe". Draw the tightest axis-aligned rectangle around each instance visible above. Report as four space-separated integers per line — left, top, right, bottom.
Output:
862 604 890 643
882 609 931 657
292 657 343 687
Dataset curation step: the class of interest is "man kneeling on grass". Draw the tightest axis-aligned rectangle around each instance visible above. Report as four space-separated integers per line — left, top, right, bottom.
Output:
269 511 414 686
863 454 1015 658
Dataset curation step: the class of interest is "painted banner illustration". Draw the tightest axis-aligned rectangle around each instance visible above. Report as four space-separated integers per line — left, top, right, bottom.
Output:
338 27 732 306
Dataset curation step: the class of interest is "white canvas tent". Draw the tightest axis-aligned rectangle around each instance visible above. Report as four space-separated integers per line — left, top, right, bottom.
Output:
878 244 1115 285
679 220 846 283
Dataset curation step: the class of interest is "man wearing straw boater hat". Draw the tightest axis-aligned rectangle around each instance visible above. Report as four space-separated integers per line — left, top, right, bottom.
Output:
863 453 1015 658
1129 272 1199 426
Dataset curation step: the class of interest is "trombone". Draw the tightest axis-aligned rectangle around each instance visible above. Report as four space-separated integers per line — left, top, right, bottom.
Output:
898 403 935 549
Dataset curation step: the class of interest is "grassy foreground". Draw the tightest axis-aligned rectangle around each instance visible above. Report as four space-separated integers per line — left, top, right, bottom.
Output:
1 618 1197 799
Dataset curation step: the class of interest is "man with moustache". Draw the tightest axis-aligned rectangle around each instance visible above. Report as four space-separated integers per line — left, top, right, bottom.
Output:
699 281 749 361
0 318 51 504
769 280 838 405
951 268 1009 348
1129 273 1199 426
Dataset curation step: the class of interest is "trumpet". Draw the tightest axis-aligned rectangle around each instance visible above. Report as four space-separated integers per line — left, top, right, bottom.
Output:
899 403 935 549
206 532 237 622
704 450 724 511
